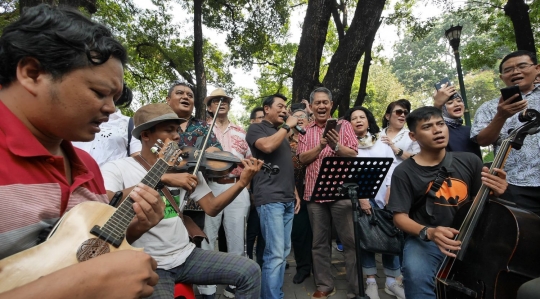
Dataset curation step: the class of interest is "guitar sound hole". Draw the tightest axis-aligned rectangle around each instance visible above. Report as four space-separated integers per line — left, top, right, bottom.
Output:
76 238 110 262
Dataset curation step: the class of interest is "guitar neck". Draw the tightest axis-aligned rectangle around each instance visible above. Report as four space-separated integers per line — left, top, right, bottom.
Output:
99 159 169 238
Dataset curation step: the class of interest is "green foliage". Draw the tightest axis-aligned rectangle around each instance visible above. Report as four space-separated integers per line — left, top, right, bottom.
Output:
181 0 291 70
463 70 502 120
92 0 235 110
0 0 18 32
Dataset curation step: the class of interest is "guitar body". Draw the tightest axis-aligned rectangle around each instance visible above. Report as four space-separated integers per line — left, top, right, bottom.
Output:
436 200 540 299
0 201 141 293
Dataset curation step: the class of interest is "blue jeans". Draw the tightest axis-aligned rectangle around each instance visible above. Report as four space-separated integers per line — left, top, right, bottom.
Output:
402 235 444 299
256 201 294 299
360 199 401 277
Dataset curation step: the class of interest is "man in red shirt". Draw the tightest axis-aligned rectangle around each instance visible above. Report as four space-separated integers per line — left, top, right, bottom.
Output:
297 87 358 299
0 5 163 298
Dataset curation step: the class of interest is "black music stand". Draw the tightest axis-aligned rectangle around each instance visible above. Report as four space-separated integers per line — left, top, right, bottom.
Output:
310 157 393 299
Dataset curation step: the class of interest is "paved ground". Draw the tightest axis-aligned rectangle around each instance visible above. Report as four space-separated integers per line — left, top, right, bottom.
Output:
194 241 396 299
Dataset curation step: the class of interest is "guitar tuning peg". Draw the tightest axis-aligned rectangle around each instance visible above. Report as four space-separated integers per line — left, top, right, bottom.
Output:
157 139 164 145
177 157 183 162
150 146 160 154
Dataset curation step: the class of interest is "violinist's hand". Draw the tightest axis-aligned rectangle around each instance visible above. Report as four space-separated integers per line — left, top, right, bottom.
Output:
238 158 264 188
162 173 198 192
481 167 508 197
427 226 461 257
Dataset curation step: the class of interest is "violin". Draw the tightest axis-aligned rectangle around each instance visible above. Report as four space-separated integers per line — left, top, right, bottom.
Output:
436 109 540 299
169 146 279 178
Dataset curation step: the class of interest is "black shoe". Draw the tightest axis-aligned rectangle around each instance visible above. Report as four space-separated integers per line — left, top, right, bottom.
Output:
201 294 215 299
293 272 310 284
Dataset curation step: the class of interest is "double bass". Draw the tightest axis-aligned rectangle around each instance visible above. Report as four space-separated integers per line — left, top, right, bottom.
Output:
436 109 540 299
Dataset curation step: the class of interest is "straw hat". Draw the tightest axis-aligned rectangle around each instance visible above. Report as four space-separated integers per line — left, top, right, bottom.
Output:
203 88 233 105
132 103 187 140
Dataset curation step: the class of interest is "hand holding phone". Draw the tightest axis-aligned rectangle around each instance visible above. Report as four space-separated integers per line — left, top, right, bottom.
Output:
322 119 337 138
500 85 523 104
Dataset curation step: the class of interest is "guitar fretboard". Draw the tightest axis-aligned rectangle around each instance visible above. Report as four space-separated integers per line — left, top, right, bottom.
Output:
99 159 169 240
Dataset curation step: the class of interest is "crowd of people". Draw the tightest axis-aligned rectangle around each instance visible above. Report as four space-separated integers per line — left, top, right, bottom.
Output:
1 4 540 299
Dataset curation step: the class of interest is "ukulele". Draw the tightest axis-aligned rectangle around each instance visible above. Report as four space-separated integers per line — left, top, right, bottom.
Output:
0 138 182 293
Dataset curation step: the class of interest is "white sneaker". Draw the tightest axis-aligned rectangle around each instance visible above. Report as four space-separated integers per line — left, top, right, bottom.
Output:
365 282 380 299
385 282 406 299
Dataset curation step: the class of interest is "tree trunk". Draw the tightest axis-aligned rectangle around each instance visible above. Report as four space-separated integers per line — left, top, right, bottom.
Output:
354 19 381 107
504 0 536 55
323 0 386 116
291 0 333 103
193 0 207 120
19 0 96 13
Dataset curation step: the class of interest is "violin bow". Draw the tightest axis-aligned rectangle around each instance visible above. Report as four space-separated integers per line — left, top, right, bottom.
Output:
178 97 224 212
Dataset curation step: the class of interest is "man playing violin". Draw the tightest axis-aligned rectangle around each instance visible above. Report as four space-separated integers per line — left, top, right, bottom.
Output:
132 81 224 231
101 103 264 299
197 88 253 299
387 106 508 298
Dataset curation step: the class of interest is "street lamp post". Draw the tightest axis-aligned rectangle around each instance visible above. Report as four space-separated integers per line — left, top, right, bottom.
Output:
445 24 471 127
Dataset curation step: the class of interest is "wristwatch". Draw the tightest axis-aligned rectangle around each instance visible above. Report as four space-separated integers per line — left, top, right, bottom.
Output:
334 143 340 152
419 226 430 242
281 123 291 133
396 148 404 157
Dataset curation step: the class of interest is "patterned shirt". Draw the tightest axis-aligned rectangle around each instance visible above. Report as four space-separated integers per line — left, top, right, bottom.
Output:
181 117 222 150
212 122 252 177
471 85 540 187
297 120 358 202
181 117 222 210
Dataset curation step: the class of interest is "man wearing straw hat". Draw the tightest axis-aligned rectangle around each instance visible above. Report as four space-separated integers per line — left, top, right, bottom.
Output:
197 88 252 298
101 103 264 299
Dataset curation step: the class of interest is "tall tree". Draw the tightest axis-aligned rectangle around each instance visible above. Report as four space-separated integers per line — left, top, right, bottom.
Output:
504 0 536 54
323 0 386 116
291 0 333 103
354 18 381 107
193 0 207 119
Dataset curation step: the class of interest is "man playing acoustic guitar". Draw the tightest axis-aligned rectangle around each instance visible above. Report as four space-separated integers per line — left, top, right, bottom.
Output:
101 103 263 299
387 107 508 298
0 5 164 298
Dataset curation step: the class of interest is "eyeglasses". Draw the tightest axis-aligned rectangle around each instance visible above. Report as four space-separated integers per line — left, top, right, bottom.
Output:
502 63 536 74
393 109 409 116
210 98 231 105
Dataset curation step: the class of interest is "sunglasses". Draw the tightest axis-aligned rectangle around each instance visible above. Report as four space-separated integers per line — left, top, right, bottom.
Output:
393 109 409 116
210 98 231 105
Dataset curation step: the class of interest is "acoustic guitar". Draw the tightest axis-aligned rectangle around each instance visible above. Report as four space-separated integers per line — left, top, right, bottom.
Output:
0 139 182 293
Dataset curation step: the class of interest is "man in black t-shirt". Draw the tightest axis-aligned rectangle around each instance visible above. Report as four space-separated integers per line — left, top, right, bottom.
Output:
245 93 301 299
387 106 508 299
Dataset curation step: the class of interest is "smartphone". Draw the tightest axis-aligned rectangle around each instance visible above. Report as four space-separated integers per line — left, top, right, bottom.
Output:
322 119 338 138
500 85 523 104
435 77 459 100
290 102 306 111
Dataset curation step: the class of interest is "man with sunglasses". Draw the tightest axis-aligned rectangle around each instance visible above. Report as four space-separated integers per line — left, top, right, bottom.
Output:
198 88 252 299
471 50 540 216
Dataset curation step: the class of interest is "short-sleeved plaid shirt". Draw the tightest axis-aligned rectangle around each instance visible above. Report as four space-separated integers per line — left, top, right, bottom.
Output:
297 119 358 202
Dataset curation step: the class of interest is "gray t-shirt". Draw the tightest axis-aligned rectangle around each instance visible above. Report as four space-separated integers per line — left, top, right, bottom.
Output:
246 121 295 206
101 157 211 270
